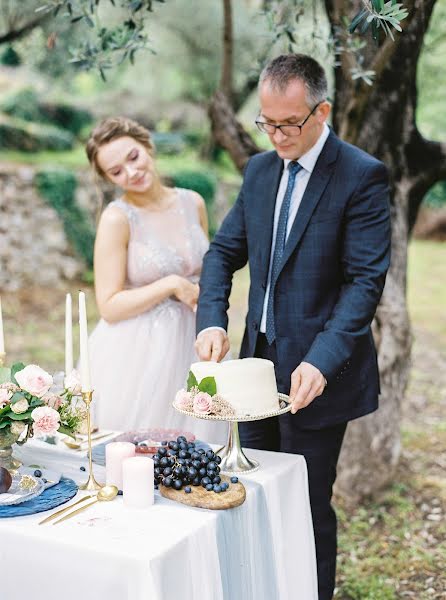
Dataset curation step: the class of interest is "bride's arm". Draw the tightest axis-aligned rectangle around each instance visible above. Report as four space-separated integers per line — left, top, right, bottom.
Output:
94 207 196 323
192 192 209 238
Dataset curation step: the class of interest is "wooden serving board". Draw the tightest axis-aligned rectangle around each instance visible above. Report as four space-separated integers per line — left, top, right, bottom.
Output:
159 475 245 510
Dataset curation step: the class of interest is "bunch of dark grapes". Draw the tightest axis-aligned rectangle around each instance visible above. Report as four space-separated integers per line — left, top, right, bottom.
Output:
153 436 236 494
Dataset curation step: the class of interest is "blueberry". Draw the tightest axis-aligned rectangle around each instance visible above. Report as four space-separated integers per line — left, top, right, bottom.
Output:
201 476 211 487
161 440 168 446
230 476 239 484
221 482 229 490
177 436 187 444
179 450 189 459
213 485 222 493
158 447 167 457
192 459 201 469
153 456 160 465
206 483 214 491
207 461 217 471
160 457 169 468
199 467 207 477
215 456 222 464
42 478 48 484
188 467 198 478
198 449 205 454
177 458 186 466
213 475 221 485
154 484 159 490
184 486 192 494
206 450 214 459
192 477 201 486
163 467 172 477
173 479 183 490
163 476 172 487
79 466 86 472
117 489 123 495
33 469 42 478
201 457 209 466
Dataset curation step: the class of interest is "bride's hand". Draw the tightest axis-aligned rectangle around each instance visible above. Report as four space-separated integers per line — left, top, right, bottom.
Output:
171 276 199 310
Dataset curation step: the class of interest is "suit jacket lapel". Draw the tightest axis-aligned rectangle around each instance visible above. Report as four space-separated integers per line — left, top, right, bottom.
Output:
256 152 283 281
279 131 340 273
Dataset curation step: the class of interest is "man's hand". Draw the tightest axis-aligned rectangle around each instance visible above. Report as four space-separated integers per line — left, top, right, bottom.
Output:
289 361 326 414
195 329 230 362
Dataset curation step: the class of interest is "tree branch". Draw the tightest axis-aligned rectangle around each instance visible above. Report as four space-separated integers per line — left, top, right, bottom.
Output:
0 13 49 46
208 90 260 172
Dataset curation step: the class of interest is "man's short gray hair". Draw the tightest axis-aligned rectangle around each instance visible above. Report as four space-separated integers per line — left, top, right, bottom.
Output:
259 54 327 107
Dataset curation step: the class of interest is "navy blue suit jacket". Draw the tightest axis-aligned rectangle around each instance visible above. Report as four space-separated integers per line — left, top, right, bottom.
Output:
197 130 391 428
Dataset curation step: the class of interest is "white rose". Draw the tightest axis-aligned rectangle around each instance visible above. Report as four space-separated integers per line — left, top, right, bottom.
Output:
10 421 27 436
15 365 53 398
10 398 29 414
0 388 12 409
64 369 82 395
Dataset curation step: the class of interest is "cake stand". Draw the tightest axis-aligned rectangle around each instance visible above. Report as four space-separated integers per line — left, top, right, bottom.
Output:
173 393 291 474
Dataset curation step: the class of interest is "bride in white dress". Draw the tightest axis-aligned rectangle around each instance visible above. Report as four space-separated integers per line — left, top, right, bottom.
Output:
85 116 225 443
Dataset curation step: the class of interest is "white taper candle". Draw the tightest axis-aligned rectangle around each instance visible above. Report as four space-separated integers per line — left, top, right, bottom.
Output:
65 293 73 375
78 291 92 392
0 296 4 354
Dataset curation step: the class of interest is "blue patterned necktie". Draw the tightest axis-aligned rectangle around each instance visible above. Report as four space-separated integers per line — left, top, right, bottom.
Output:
265 161 303 345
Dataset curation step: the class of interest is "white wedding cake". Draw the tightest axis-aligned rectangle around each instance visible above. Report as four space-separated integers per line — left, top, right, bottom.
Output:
190 358 279 416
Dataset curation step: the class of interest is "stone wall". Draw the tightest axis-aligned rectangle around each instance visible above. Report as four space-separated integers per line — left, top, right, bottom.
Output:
0 163 98 291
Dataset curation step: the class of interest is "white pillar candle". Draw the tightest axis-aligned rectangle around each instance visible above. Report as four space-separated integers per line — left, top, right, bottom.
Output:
122 456 154 508
105 442 136 491
65 293 73 375
0 296 4 354
78 291 92 392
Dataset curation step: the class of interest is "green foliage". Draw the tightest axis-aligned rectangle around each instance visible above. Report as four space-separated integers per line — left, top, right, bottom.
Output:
423 181 446 208
342 574 397 599
170 169 217 236
0 45 21 66
348 1 409 42
0 115 75 152
170 170 216 208
34 169 95 266
1 88 92 136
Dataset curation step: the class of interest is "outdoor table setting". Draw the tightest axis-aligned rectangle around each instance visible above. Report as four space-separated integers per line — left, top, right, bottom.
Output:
1 435 318 600
0 292 318 600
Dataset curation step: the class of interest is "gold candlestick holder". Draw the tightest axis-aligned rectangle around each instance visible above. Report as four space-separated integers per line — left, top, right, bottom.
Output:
0 352 6 367
79 390 103 491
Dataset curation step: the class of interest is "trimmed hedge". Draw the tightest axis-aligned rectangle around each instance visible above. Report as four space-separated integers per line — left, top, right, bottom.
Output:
0 114 75 152
0 46 21 66
170 169 217 236
35 170 95 267
1 88 92 136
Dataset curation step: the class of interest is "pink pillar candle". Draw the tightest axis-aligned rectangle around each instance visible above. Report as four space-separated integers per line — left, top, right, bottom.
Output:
105 442 136 490
122 456 154 508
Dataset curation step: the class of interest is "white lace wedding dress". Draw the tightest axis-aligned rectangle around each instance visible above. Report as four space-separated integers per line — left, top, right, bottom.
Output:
89 189 226 444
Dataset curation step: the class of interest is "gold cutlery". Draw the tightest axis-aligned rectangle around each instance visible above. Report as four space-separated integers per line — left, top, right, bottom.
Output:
38 494 95 525
62 432 113 450
52 485 119 525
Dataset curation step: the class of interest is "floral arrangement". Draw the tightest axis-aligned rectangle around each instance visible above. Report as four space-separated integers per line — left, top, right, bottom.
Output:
0 363 84 441
174 371 235 417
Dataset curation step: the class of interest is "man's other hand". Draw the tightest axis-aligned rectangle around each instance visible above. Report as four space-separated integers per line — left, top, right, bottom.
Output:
289 361 326 414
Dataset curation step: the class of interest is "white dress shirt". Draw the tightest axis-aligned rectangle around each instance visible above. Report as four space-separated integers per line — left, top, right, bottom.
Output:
259 124 331 332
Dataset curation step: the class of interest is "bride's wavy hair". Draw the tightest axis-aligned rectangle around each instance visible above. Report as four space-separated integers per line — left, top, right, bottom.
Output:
86 116 155 178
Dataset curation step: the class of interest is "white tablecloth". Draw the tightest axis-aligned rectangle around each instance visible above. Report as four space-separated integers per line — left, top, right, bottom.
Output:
1 443 318 600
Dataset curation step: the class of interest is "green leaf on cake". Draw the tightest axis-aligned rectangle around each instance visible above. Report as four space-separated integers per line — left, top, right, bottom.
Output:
187 370 198 391
198 377 217 397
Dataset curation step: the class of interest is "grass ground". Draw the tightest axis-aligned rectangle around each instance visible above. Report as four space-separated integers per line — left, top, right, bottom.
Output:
1 239 445 599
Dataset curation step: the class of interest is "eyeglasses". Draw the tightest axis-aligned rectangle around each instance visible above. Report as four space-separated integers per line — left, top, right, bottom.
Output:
255 102 321 137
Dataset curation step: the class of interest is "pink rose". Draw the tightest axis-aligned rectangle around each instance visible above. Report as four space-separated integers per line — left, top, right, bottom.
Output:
44 394 63 410
193 392 213 415
31 406 60 436
15 365 53 398
64 369 82 395
175 389 192 409
0 388 12 409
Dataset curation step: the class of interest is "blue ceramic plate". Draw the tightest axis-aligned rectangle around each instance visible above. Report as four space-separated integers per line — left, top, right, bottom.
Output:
0 477 78 518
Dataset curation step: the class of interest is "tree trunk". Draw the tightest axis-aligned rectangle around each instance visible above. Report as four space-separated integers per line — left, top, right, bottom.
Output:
208 0 446 502
325 0 446 502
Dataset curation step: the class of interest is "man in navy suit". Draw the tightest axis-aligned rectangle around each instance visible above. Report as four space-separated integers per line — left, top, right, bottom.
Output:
195 54 391 600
